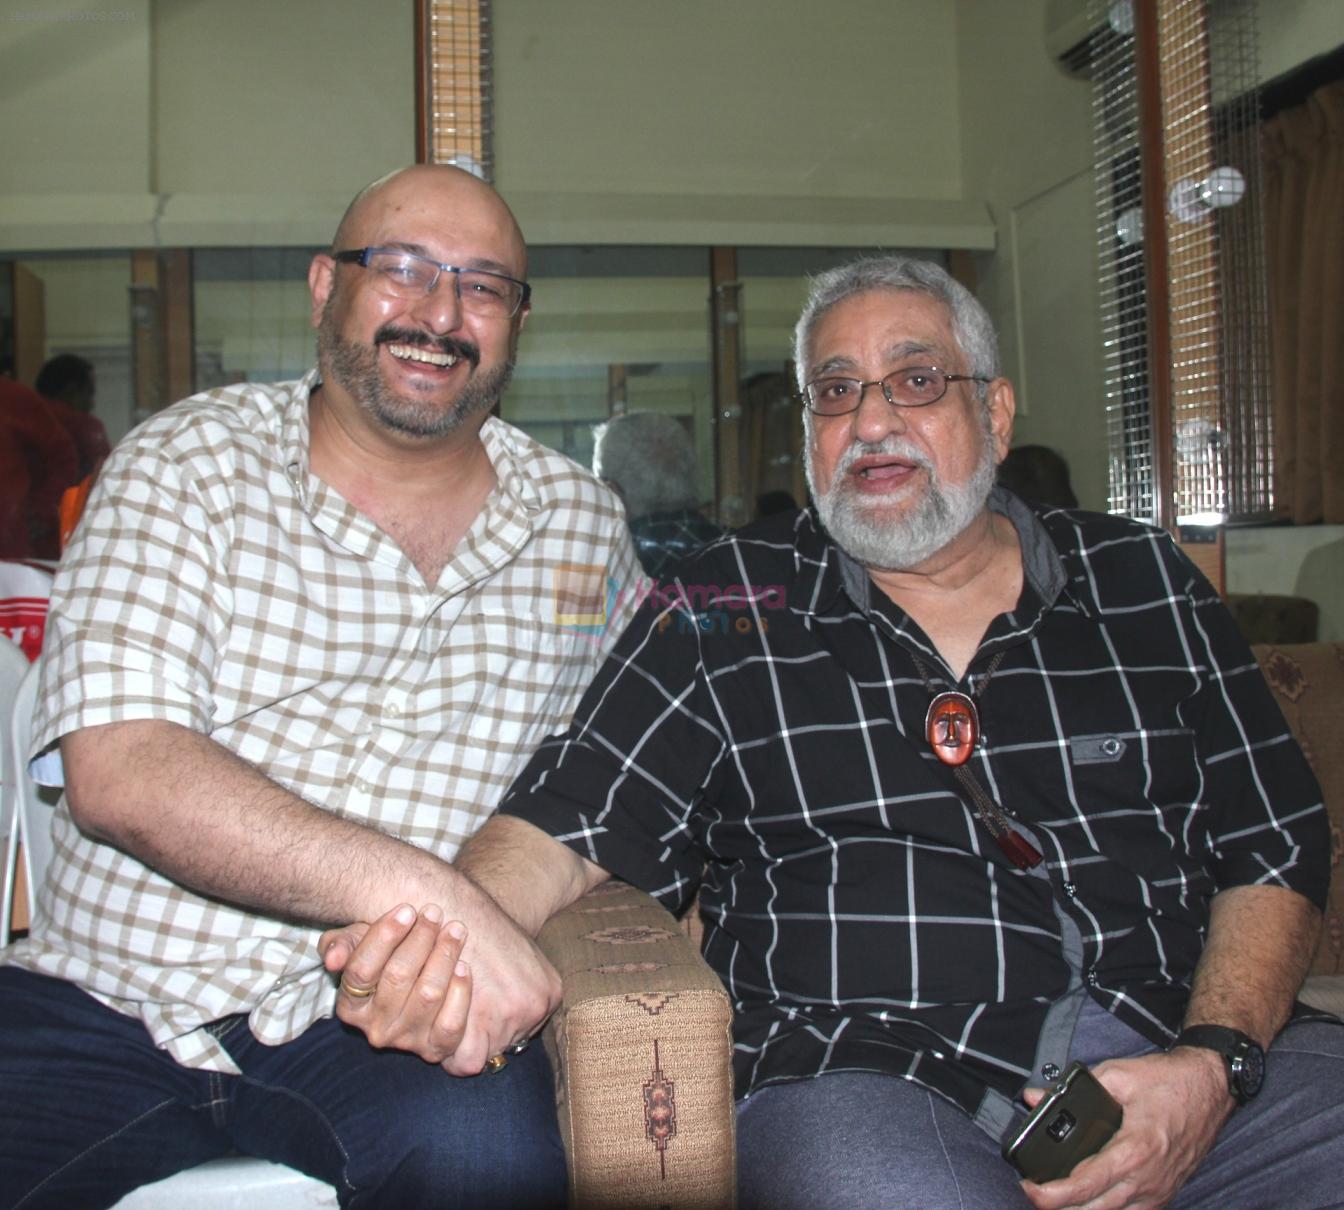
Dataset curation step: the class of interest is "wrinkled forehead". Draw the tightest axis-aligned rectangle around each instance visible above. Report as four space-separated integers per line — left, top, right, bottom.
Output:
805 289 961 376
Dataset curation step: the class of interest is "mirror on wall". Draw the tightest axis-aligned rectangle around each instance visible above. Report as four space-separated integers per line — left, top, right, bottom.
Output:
11 242 948 521
6 253 135 447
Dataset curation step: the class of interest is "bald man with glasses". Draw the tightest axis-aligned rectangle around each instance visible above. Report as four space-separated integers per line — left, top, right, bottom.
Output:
0 165 638 1209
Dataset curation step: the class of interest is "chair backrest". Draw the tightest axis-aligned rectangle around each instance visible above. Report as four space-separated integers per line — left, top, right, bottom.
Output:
3 656 48 946
0 651 341 1206
1 635 32 945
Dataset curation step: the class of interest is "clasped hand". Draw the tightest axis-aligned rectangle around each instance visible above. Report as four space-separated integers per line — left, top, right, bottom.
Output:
320 900 562 1077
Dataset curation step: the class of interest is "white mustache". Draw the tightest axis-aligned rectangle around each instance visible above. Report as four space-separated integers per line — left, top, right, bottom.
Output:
832 438 934 480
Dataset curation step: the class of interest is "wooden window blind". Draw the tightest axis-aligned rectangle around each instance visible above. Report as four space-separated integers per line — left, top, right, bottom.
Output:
416 0 493 180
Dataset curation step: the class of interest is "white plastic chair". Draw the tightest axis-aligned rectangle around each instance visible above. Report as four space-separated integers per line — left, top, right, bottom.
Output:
0 634 31 943
115 1158 339 1209
2 653 338 1208
3 657 55 946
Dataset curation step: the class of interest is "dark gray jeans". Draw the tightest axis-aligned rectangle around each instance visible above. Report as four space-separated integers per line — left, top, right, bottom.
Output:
737 1002 1344 1209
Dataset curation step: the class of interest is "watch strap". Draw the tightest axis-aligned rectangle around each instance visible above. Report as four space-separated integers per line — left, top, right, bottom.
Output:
1172 1025 1264 1105
1173 1024 1249 1052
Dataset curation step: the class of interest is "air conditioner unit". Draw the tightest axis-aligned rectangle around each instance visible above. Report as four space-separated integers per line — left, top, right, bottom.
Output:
1047 0 1134 75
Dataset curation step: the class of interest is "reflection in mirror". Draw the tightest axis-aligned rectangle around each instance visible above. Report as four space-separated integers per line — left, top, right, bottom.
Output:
193 248 322 393
506 246 714 508
8 253 134 446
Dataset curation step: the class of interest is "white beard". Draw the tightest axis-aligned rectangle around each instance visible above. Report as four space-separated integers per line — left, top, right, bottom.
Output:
805 412 997 571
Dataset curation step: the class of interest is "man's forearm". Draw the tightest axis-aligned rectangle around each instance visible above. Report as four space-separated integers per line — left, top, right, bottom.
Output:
457 813 608 935
1184 883 1321 1045
62 719 473 929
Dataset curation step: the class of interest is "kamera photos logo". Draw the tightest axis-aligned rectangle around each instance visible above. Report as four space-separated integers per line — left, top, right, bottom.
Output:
552 564 786 636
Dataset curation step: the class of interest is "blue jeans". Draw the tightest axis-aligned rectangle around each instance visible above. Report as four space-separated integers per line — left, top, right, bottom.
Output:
0 967 565 1210
737 1002 1344 1209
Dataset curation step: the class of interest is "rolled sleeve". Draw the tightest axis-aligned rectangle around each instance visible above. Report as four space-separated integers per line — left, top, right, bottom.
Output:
33 444 231 768
1184 568 1330 906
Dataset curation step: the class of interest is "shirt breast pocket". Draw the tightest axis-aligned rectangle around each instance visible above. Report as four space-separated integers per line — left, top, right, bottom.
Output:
1069 734 1128 765
1062 727 1204 851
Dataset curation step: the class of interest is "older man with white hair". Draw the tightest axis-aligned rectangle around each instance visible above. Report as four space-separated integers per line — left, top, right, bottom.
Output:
591 410 723 578
329 255 1344 1209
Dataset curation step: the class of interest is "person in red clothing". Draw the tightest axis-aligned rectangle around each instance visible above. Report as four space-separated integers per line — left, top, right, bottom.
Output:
0 374 79 558
35 354 111 480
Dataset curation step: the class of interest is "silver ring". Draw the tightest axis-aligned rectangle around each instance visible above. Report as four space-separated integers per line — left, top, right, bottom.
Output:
505 1040 531 1055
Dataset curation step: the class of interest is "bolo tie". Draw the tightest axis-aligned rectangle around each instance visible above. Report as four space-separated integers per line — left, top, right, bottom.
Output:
910 650 1044 870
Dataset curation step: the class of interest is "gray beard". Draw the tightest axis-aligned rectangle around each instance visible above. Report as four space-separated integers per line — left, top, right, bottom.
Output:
805 415 997 571
317 305 513 439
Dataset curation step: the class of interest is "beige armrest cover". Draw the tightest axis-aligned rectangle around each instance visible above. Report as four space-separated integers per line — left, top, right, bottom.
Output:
538 881 736 1209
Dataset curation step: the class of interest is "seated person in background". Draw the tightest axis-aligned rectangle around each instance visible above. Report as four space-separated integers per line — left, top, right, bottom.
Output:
0 164 638 1210
998 442 1078 509
0 371 78 558
592 410 724 578
329 255 1343 1210
35 353 112 480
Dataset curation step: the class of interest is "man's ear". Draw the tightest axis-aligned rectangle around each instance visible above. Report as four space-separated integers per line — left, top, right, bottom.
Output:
308 253 336 330
986 377 1016 464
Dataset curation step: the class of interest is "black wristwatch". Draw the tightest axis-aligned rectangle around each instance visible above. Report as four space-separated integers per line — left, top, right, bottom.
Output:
1172 1025 1265 1105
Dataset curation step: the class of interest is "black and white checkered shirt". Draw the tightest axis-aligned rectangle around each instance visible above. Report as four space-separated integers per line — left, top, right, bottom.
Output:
501 490 1328 1122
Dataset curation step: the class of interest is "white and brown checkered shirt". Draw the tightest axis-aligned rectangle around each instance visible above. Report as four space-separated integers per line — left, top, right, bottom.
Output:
7 370 639 1073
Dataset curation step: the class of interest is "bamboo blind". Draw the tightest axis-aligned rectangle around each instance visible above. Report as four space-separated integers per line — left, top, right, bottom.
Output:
1157 0 1224 524
417 0 493 180
1090 0 1272 527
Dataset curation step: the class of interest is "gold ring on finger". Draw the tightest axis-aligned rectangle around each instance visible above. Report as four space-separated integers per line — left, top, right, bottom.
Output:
486 1053 508 1074
340 976 378 1000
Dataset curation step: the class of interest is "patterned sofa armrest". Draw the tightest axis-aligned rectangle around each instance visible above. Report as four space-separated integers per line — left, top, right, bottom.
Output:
538 881 736 1209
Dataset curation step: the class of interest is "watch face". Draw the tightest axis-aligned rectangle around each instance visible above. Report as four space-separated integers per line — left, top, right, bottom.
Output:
1233 1042 1265 1099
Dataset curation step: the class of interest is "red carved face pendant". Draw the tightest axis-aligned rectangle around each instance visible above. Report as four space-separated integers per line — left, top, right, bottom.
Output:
925 692 979 767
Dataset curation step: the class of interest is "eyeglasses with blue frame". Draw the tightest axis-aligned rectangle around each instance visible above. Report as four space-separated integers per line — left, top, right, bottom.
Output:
332 247 531 318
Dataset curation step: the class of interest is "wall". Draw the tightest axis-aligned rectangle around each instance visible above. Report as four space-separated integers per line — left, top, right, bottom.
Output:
1257 0 1344 83
0 1 154 245
0 0 992 252
491 0 990 249
0 0 414 250
1227 525 1344 642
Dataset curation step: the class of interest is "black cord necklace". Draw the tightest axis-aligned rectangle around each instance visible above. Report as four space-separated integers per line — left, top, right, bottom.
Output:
910 650 1043 870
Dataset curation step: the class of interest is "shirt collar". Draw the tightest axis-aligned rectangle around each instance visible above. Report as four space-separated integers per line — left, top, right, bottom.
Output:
282 373 540 519
477 414 544 518
282 369 322 507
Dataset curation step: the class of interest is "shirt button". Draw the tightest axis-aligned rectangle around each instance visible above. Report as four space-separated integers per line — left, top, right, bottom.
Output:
1042 1062 1061 1082
385 700 402 718
1063 882 1077 898
352 777 372 794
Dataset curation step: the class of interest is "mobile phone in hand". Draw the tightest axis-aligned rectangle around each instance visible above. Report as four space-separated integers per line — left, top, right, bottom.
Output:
1001 1061 1123 1183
